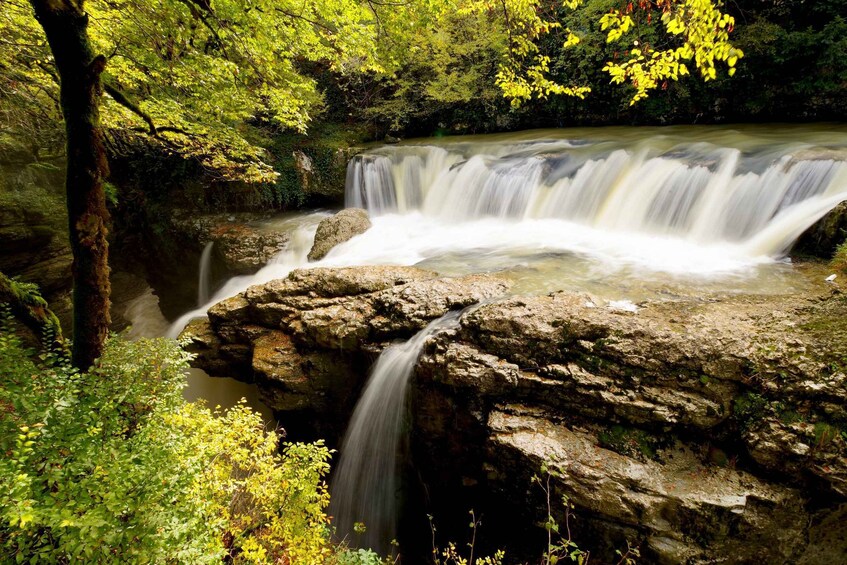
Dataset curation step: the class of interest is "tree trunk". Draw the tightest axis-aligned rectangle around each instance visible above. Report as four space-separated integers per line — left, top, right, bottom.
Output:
29 0 111 369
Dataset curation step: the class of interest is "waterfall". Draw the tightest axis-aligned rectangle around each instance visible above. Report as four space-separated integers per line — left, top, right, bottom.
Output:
329 311 463 554
345 133 847 254
197 242 214 307
168 127 847 339
166 212 329 338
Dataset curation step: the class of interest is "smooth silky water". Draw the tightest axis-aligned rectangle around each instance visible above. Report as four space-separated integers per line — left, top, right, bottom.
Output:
329 312 463 555
158 124 847 554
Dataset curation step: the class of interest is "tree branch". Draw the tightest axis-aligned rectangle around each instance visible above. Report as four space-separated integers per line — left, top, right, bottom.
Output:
103 81 157 135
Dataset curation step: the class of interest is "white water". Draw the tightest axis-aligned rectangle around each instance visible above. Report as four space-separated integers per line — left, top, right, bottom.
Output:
168 125 847 336
167 212 329 338
346 133 847 252
329 311 463 554
197 242 214 306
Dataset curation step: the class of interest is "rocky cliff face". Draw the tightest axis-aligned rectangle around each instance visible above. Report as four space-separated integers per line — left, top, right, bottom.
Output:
0 162 73 325
183 266 509 440
795 201 847 258
185 267 847 563
112 210 291 318
414 290 847 563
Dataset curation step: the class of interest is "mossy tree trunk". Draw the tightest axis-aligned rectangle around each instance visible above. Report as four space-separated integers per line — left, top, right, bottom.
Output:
29 0 111 369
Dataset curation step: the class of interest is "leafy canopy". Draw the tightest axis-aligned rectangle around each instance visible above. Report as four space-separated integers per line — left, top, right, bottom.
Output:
459 0 741 107
1 0 741 181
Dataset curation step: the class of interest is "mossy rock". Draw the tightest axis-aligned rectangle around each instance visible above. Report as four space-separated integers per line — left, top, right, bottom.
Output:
794 201 847 259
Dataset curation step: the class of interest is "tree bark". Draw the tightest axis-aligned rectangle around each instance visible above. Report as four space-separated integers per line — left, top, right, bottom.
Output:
29 0 111 369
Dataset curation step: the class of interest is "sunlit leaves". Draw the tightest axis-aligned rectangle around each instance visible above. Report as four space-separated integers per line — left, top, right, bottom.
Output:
4 0 442 182
600 0 743 104
464 0 740 107
0 324 336 563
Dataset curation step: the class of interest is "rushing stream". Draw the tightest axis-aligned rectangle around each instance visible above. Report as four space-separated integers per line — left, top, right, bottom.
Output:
155 124 847 554
169 125 847 338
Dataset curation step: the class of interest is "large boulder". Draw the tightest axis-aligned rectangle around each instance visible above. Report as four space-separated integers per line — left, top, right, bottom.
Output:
182 265 509 440
167 211 290 274
308 208 371 261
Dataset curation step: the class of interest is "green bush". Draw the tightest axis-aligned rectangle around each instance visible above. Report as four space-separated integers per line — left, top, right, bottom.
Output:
833 241 847 276
0 317 336 564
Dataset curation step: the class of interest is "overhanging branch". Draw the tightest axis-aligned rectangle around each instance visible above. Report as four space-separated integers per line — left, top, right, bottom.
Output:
103 81 157 135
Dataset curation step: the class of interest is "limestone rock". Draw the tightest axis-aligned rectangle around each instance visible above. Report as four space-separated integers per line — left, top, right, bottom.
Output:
307 208 371 261
488 410 807 564
183 266 847 563
794 200 847 258
169 211 290 274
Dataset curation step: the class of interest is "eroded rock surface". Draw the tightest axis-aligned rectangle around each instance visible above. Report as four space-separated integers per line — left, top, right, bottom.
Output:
168 211 290 274
184 267 847 563
795 200 847 258
414 289 847 563
183 266 509 439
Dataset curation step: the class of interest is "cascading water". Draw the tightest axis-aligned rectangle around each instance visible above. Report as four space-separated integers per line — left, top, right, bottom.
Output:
345 133 847 253
329 311 463 555
159 126 847 555
169 126 847 336
197 242 214 307
166 212 329 338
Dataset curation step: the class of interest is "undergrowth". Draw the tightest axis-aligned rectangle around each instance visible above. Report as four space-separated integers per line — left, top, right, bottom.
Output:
833 241 847 275
0 309 363 564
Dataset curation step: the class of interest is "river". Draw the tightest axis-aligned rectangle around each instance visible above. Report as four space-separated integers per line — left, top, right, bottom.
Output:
162 124 847 338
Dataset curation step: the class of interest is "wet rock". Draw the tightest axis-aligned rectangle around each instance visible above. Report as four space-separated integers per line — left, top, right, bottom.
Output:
488 410 806 564
0 161 73 326
248 266 432 303
292 145 363 204
413 288 847 562
292 150 313 194
182 266 510 437
169 211 290 274
307 208 371 261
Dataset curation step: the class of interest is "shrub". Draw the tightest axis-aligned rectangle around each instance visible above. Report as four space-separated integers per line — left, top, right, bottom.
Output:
833 241 847 276
0 316 335 564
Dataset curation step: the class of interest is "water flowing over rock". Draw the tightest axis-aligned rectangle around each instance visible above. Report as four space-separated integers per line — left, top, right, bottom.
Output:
182 266 509 440
307 208 371 261
184 266 847 563
173 127 847 563
345 130 847 256
795 201 847 258
330 311 463 555
167 211 291 274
